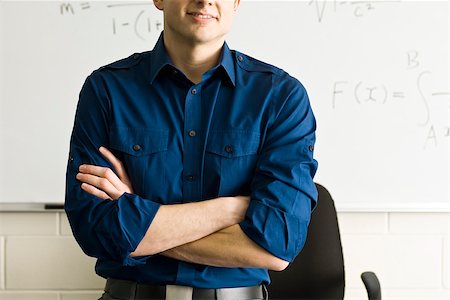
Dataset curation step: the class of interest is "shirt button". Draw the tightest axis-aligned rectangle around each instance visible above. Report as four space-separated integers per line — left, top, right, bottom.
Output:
225 144 233 154
308 145 314 152
237 55 244 62
133 53 140 60
188 130 196 137
133 144 142 151
186 175 195 182
191 88 197 95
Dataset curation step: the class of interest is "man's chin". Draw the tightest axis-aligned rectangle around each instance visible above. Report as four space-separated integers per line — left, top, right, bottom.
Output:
190 32 227 46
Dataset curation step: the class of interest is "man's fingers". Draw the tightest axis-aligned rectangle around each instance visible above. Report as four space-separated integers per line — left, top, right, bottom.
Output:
76 172 122 199
80 183 111 200
99 147 134 193
99 147 127 179
79 164 116 179
79 164 125 191
77 147 133 198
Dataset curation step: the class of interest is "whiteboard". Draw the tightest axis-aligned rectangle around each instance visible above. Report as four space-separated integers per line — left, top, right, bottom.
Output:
1 0 449 211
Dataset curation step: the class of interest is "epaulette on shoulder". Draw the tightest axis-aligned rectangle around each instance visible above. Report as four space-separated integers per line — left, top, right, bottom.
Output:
233 51 282 75
99 53 143 70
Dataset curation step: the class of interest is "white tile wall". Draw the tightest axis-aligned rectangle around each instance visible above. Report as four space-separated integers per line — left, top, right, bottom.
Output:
0 213 57 236
444 237 449 289
0 211 448 300
60 292 103 300
59 212 73 236
389 213 450 235
346 288 450 300
0 292 59 300
0 237 4 290
338 212 450 300
338 212 388 234
341 234 442 289
5 236 104 290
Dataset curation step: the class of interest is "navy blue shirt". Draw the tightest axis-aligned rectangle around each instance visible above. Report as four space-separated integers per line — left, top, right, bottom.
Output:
65 35 318 288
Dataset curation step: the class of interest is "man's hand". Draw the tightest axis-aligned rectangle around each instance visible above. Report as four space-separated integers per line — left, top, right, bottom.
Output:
76 147 133 200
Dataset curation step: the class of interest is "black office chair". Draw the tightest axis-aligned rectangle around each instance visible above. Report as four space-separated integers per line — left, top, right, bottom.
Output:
268 183 381 300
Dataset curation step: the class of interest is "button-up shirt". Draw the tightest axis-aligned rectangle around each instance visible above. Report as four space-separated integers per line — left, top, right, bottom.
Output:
65 34 318 288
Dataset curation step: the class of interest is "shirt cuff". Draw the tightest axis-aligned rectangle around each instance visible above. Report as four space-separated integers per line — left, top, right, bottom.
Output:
239 200 307 262
113 193 161 266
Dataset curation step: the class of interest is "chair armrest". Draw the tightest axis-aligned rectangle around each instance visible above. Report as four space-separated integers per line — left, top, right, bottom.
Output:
361 271 381 300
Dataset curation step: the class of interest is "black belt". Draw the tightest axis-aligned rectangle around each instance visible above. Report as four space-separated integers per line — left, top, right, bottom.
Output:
103 278 267 300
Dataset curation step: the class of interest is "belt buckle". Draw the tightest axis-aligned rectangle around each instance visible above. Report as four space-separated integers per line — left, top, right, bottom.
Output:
165 285 193 300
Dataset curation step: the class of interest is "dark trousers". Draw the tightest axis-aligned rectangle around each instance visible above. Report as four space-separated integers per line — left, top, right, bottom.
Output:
99 278 268 300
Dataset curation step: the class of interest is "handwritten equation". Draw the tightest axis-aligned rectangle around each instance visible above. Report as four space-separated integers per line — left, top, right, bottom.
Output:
308 0 401 22
60 2 163 40
331 51 450 149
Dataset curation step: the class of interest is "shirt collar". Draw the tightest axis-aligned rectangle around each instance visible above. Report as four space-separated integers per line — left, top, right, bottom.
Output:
219 42 236 87
149 33 236 87
149 33 173 84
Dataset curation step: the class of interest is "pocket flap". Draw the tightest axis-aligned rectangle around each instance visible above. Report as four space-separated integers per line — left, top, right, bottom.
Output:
206 130 260 158
109 127 168 157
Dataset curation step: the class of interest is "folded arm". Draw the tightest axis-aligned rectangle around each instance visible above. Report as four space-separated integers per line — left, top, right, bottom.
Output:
162 224 289 271
74 147 250 256
77 147 286 270
131 196 249 256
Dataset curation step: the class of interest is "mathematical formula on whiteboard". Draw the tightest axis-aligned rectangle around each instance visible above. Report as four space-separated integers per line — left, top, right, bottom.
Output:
1 1 448 209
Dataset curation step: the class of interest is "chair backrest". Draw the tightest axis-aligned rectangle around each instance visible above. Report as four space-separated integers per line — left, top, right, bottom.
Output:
268 183 345 300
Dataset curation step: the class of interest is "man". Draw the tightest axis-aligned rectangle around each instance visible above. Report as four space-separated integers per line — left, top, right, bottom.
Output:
65 0 318 299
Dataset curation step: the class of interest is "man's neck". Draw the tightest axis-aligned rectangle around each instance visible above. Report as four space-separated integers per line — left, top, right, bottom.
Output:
164 33 224 84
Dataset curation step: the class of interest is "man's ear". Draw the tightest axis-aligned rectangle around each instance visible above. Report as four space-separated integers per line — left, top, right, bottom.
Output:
153 0 164 11
233 0 241 11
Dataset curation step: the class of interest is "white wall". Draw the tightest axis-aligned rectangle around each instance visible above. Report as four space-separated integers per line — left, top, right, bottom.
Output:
0 211 449 300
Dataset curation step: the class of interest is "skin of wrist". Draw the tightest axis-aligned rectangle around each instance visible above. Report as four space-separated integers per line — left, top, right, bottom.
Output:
219 196 245 225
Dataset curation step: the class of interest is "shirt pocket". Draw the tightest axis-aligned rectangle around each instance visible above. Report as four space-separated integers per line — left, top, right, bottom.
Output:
109 127 168 199
204 130 260 197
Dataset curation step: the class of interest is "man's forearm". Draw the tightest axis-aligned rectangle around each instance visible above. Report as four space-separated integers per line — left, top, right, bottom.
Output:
161 224 289 271
131 197 248 256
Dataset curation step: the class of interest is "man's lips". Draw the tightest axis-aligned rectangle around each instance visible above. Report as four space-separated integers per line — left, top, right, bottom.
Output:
187 12 217 20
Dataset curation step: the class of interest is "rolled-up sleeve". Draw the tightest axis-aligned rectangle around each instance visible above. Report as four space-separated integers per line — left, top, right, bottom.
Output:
65 73 160 266
239 76 318 262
